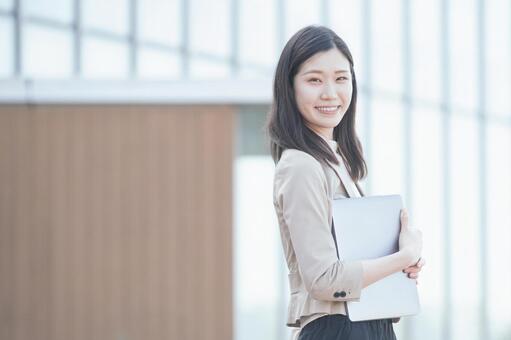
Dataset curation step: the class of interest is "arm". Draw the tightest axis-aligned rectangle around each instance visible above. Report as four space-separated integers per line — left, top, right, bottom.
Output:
361 248 414 288
275 152 364 302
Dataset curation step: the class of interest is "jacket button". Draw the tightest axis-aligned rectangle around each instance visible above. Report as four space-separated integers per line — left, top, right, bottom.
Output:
333 291 347 298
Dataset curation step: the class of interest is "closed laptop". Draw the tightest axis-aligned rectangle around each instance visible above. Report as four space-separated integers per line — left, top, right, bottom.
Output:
332 194 421 321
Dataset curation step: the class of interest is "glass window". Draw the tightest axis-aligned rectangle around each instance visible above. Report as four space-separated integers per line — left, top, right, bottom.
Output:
234 156 284 340
370 96 405 196
25 0 73 24
328 0 364 84
0 17 13 77
486 123 511 339
283 0 320 43
409 107 444 340
355 90 368 147
82 37 129 78
239 65 273 79
22 23 73 78
0 0 13 11
189 0 231 58
189 57 231 79
371 0 403 95
353 91 369 194
449 114 481 340
411 0 441 104
449 0 478 113
82 0 129 35
138 48 181 79
239 0 277 67
485 0 511 118
138 0 181 46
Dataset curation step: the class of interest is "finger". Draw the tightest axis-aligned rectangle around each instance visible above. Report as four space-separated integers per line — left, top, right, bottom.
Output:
400 209 408 228
404 262 424 271
400 209 408 224
418 257 426 268
404 267 421 274
408 272 418 279
413 256 423 267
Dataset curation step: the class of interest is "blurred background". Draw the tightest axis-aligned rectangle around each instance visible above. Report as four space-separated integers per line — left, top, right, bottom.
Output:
0 0 510 340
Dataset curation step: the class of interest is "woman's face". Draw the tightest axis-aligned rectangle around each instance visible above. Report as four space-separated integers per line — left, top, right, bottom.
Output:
293 48 353 140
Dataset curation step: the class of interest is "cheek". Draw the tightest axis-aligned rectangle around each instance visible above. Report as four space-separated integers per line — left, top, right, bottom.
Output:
295 86 316 111
301 87 321 106
341 83 353 97
340 86 353 104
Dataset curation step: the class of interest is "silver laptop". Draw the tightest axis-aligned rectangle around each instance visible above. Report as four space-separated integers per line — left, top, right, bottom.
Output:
332 194 421 321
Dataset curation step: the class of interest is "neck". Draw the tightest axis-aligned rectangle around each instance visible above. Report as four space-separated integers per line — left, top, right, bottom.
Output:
311 129 333 142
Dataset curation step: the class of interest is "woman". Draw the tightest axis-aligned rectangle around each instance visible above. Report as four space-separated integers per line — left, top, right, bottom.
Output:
266 25 425 340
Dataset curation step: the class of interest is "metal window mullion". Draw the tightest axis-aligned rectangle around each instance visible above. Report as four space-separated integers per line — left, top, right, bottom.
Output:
476 0 488 339
362 0 372 194
182 0 189 78
231 0 239 76
273 2 287 339
138 40 179 53
402 0 412 214
24 15 72 29
81 28 128 42
402 1 413 338
13 0 22 76
129 0 137 78
440 1 452 340
73 0 81 77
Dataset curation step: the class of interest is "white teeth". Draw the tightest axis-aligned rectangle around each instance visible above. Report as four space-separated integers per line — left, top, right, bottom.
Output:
316 106 339 113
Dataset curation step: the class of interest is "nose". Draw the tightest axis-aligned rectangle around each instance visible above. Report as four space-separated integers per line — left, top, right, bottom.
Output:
320 83 338 99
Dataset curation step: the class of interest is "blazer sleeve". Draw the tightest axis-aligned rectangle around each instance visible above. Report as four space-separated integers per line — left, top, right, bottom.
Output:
274 151 364 302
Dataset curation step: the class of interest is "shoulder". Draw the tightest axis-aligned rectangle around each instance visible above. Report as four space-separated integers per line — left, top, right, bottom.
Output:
274 149 326 184
273 149 330 205
276 149 323 173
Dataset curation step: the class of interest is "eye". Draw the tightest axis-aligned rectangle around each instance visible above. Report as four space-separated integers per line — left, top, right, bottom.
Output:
309 78 321 83
337 76 349 81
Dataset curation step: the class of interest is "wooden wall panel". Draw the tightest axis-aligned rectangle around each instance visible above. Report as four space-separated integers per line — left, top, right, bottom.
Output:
0 104 235 340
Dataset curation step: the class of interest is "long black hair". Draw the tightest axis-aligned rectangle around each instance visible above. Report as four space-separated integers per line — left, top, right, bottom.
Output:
266 25 367 182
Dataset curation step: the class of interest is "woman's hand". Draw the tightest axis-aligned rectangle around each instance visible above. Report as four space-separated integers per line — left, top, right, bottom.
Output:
403 257 426 285
398 208 423 267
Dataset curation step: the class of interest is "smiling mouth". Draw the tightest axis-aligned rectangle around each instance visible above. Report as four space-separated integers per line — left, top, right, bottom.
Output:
315 105 341 114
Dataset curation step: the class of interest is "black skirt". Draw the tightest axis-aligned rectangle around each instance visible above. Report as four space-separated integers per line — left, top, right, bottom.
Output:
298 314 397 340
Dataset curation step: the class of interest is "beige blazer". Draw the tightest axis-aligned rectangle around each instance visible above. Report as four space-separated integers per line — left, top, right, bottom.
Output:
272 147 366 328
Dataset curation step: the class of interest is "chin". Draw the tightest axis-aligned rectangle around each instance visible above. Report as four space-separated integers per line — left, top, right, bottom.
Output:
317 117 342 128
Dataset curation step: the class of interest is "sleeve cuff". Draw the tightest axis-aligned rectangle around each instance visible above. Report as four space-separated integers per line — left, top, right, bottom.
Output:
339 260 364 301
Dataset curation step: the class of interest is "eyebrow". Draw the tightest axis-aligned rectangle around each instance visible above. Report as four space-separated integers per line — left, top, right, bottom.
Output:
301 69 349 75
